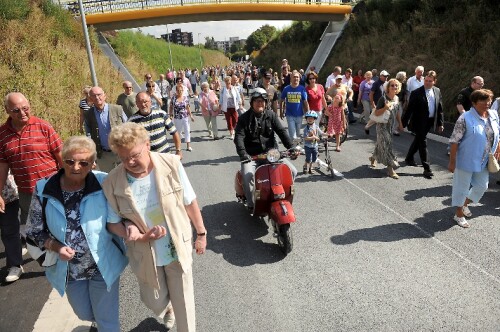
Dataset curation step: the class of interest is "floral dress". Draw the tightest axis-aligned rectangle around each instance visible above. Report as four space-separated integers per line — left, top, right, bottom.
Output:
172 95 190 120
373 95 399 166
326 104 344 135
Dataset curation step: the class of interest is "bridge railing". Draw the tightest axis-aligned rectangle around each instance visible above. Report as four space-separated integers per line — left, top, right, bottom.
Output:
57 0 353 15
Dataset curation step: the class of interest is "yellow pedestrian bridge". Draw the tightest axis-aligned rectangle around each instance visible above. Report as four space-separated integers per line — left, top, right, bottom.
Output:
60 0 353 30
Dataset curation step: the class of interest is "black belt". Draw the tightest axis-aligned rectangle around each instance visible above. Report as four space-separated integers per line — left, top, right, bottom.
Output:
101 148 112 152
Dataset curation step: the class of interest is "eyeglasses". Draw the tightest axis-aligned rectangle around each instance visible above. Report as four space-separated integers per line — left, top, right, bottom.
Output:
146 76 152 79
308 77 316 80
125 86 133 89
64 159 91 167
9 106 30 113
474 81 484 86
119 145 146 162
146 85 153 88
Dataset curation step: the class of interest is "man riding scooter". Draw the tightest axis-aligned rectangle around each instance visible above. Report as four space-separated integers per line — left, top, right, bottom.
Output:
234 88 299 210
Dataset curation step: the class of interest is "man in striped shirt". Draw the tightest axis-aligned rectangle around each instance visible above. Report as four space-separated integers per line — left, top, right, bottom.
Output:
128 92 182 159
0 92 62 229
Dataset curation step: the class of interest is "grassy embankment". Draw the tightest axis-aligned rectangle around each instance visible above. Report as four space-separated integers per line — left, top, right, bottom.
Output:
0 0 124 139
320 0 500 121
106 30 231 82
0 1 230 139
253 21 328 72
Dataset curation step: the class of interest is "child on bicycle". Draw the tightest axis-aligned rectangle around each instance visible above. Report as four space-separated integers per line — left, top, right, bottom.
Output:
325 93 346 152
303 111 322 174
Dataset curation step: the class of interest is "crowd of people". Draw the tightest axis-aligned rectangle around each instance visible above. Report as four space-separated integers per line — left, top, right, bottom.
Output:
0 58 499 331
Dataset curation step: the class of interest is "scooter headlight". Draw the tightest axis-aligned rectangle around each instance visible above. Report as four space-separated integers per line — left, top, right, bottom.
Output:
267 149 280 163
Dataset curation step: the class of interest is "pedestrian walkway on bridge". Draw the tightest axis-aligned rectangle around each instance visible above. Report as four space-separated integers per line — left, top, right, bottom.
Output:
56 0 354 30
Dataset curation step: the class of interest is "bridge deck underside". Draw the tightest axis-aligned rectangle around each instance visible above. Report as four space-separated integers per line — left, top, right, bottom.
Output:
84 4 351 30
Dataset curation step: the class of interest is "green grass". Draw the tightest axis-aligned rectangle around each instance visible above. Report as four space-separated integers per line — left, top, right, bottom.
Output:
108 30 230 82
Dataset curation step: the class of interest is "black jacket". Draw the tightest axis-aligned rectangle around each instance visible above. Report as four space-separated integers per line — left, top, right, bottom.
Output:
234 109 293 160
402 85 444 135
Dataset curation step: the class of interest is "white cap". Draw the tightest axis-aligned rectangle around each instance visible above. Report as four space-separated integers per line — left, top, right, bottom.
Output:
335 74 343 80
380 70 389 76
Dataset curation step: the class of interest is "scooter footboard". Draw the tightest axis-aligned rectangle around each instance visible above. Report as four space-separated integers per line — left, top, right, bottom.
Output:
270 200 296 225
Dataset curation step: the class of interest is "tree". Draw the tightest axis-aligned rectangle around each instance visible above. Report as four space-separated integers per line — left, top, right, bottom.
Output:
245 24 277 53
259 24 276 41
204 36 217 50
245 31 266 54
230 43 240 53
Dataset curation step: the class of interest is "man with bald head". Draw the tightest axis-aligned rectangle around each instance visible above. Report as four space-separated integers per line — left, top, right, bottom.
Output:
116 81 138 117
128 92 182 159
0 92 63 280
84 86 127 172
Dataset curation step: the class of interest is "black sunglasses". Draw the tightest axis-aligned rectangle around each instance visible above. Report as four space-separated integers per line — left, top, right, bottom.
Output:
64 159 91 167
10 107 30 113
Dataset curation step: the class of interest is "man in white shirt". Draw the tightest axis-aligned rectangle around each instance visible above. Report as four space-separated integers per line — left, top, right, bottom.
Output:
325 66 342 89
406 65 425 99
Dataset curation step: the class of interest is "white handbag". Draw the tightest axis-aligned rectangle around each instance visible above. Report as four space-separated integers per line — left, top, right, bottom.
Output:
369 109 391 124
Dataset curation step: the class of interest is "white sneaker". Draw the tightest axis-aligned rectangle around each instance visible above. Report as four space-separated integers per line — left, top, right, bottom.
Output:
5 266 23 282
454 215 470 228
22 247 28 256
164 309 175 330
462 206 472 218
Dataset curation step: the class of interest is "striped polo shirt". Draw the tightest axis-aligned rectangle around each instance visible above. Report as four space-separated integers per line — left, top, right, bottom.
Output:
128 109 177 153
0 117 62 194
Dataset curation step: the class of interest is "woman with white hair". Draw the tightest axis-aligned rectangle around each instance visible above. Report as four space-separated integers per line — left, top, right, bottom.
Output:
198 82 220 140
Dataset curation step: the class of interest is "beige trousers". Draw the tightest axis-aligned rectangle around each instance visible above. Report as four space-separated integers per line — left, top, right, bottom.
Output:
139 261 196 332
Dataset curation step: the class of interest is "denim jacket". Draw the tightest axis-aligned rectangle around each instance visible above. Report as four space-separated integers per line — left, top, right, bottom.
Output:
456 108 499 172
33 170 128 296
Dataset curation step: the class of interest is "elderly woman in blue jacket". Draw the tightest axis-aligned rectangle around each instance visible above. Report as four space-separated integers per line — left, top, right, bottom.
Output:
448 89 500 228
26 136 128 332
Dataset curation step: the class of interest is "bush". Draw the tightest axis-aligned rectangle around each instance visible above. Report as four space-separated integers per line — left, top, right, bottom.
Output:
0 0 30 20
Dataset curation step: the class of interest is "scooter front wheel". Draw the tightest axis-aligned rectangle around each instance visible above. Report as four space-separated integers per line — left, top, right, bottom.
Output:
277 223 293 255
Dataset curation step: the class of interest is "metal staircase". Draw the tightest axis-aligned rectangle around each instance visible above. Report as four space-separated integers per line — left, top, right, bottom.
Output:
306 18 348 73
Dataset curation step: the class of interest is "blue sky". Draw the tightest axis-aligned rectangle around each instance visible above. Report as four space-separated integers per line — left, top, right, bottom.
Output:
139 20 292 42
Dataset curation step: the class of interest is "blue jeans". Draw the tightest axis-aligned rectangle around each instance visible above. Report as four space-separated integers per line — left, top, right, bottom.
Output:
286 115 303 140
451 167 489 207
66 271 120 332
305 146 318 163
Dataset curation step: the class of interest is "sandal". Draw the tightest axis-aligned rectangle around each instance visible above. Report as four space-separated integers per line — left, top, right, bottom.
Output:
336 147 341 152
369 156 377 168
303 165 308 173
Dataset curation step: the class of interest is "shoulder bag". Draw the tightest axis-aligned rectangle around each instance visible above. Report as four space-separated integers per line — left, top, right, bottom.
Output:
488 153 500 173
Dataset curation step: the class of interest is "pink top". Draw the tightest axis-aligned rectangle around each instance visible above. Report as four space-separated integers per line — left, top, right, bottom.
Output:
306 84 325 111
199 90 219 116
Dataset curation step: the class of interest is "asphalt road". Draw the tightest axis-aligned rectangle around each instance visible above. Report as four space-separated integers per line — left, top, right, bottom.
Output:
1 101 500 331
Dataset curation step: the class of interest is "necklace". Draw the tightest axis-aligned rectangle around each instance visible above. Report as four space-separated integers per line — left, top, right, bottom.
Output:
60 177 85 192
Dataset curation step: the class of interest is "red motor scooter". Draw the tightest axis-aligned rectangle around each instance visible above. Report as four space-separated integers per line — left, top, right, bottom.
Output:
235 149 296 255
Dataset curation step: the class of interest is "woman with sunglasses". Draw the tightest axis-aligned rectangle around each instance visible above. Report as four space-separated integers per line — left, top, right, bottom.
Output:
26 136 128 332
146 82 163 111
170 83 194 151
305 71 327 127
368 79 404 179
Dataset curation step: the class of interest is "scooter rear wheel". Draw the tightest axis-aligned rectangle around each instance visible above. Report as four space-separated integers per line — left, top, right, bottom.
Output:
277 223 293 255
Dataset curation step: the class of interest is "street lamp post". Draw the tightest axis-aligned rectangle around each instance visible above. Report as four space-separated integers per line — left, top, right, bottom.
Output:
198 33 203 68
166 24 174 71
78 0 98 86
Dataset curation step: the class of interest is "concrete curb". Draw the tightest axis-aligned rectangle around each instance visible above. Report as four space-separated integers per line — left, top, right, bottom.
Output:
32 288 91 332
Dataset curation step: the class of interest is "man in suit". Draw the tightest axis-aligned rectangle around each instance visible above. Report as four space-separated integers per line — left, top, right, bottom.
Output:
85 86 127 172
402 71 444 179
